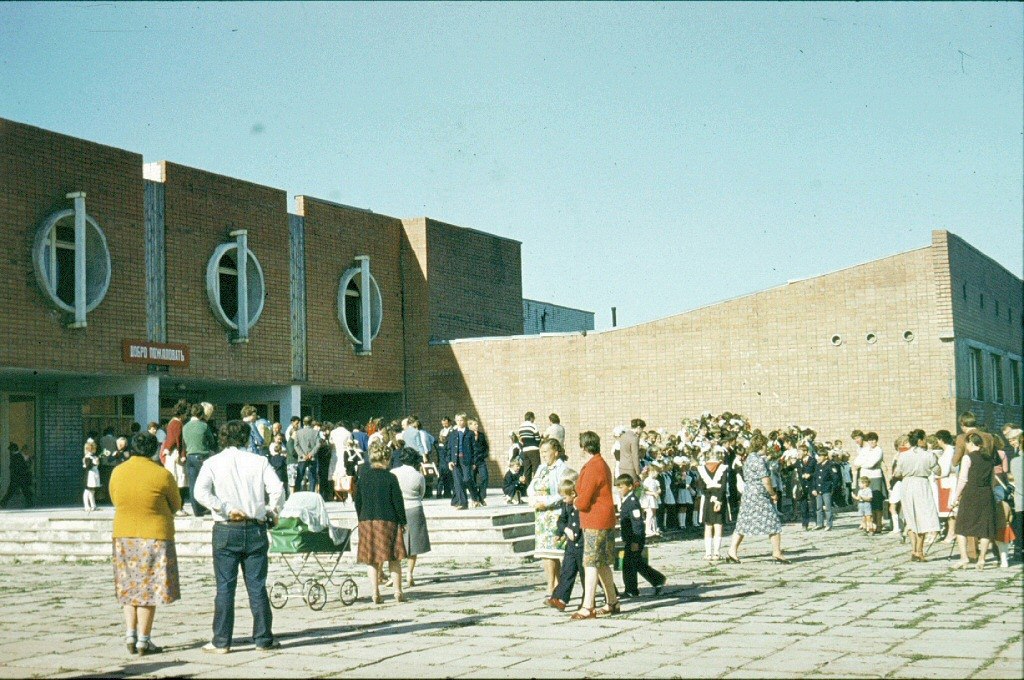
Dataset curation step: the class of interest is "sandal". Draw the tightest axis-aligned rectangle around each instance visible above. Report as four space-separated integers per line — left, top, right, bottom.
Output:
569 607 596 621
595 601 621 618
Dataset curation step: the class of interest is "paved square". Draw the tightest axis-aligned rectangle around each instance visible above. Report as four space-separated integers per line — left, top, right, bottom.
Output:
0 512 1020 679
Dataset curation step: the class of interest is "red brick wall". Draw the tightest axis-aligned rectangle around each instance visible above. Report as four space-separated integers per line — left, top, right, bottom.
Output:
296 197 404 392
943 230 1024 430
0 118 147 374
157 161 292 383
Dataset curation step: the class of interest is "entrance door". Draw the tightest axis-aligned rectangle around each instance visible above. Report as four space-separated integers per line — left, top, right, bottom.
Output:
0 393 39 507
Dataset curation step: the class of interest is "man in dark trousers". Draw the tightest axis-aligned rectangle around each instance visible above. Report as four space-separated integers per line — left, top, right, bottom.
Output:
444 413 479 509
0 443 33 508
546 477 584 611
615 473 666 597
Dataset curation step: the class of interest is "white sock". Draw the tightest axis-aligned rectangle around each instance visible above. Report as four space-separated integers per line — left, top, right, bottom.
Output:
713 535 723 555
679 512 687 528
995 542 1009 565
704 536 713 556
125 628 136 642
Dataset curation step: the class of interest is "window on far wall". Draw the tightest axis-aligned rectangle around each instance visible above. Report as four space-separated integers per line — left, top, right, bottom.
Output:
969 348 985 401
1010 359 1022 406
990 353 1004 404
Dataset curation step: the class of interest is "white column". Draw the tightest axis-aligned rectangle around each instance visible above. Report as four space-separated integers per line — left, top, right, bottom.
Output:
232 229 249 344
278 385 303 423
357 255 371 354
67 192 88 328
133 376 161 429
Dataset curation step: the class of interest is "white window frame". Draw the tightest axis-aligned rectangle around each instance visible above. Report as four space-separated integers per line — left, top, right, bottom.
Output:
31 193 111 327
337 256 382 355
205 230 265 343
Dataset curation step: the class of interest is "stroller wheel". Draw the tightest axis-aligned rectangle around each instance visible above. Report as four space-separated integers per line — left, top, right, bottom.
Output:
302 578 317 600
339 578 358 606
269 582 288 609
307 582 327 611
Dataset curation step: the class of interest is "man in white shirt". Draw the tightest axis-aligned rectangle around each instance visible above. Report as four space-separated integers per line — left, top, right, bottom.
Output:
329 422 351 456
194 420 284 654
544 413 566 446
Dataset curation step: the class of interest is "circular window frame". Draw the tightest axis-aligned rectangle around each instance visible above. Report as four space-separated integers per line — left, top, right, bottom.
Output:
205 242 266 331
31 209 112 314
866 332 878 344
830 334 843 346
337 266 383 347
903 330 915 343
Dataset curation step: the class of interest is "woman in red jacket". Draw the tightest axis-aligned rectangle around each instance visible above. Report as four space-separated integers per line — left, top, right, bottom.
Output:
571 430 621 620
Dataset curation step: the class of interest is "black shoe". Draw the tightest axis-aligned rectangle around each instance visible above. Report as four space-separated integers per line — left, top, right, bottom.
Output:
256 641 282 651
653 580 666 596
620 591 640 599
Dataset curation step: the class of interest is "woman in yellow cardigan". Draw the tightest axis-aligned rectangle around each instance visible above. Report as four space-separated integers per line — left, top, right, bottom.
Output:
110 432 182 656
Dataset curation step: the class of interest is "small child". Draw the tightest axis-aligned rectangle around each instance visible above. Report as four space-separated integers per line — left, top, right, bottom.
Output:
82 440 100 512
503 458 527 505
641 465 662 537
674 458 696 530
545 478 585 611
615 474 666 598
855 477 874 533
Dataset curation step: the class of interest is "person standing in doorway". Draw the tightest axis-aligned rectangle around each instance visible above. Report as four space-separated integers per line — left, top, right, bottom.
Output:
194 420 284 653
183 402 217 517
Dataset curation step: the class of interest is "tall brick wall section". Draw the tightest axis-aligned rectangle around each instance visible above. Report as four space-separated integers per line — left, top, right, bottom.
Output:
0 118 148 374
156 161 292 384
424 218 524 341
411 242 961 473
296 197 404 392
943 230 1024 430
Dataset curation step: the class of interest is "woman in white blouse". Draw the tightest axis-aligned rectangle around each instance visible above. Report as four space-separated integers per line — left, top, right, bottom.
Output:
853 432 886 534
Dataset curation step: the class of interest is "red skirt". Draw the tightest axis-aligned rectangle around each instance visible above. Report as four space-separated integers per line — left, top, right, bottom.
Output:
356 520 407 564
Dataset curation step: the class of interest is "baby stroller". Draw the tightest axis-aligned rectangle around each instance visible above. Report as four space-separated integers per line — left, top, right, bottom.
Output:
268 492 358 611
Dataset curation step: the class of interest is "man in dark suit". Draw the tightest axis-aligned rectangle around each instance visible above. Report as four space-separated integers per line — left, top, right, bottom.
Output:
445 413 479 509
1 443 33 508
615 473 665 598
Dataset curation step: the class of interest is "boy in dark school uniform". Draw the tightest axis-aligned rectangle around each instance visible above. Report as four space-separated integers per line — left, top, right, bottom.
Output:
616 473 666 598
502 458 527 504
545 477 584 611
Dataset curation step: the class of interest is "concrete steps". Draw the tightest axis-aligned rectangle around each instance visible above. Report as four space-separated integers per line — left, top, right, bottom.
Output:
0 499 537 562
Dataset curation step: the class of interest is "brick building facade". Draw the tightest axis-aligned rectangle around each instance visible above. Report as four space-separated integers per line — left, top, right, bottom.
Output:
1 117 1020 503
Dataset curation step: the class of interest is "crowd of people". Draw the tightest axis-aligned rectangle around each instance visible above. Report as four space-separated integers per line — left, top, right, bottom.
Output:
15 398 1020 649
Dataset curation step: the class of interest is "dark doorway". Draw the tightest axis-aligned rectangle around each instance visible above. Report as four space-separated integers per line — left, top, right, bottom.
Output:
321 393 403 428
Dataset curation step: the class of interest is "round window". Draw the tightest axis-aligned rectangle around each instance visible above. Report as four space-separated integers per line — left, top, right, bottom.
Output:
205 242 265 331
866 332 878 344
830 335 843 346
337 266 382 348
32 209 111 313
903 330 915 342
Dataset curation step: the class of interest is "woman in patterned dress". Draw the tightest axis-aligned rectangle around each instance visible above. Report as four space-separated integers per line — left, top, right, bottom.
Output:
528 438 570 600
726 433 789 564
109 432 182 656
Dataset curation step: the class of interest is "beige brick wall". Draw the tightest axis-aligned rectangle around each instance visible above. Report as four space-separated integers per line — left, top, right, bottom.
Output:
410 237 970 473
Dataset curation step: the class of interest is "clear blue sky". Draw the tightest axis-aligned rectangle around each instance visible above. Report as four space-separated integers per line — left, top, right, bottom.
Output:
2 2 1021 330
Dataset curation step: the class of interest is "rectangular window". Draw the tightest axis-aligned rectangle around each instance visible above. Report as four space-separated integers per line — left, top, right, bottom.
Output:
970 348 985 401
990 354 1004 404
82 395 135 441
1010 359 1022 406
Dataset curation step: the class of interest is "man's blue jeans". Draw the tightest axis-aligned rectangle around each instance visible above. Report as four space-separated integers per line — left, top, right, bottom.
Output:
185 453 210 516
815 492 834 529
211 522 273 649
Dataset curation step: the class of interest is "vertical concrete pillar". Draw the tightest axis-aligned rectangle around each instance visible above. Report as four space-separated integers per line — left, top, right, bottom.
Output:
278 385 302 423
357 255 371 355
232 229 249 344
133 376 161 429
68 191 88 328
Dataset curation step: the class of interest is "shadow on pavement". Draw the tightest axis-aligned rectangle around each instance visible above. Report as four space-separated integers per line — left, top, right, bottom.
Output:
278 613 501 649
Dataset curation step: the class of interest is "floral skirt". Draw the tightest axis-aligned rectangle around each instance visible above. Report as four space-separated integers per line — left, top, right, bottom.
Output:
357 520 408 565
113 537 181 607
582 528 615 568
